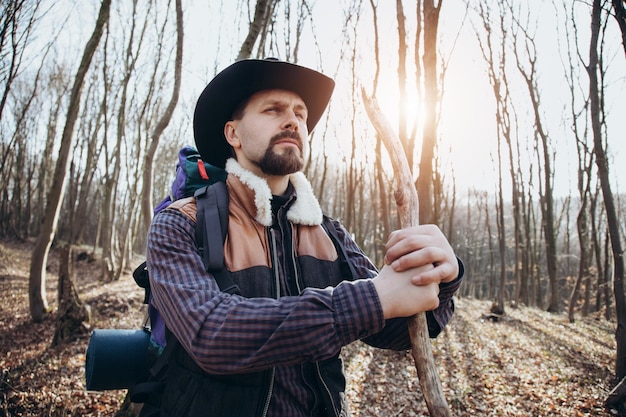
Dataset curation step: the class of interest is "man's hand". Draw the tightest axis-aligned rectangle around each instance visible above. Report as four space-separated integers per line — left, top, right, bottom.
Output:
383 224 459 286
372 264 439 319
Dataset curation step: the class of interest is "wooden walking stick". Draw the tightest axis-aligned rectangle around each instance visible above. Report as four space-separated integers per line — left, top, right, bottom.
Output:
361 87 451 417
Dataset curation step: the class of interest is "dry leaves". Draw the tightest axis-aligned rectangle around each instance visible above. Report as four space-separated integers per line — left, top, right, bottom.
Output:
344 298 616 416
0 239 618 416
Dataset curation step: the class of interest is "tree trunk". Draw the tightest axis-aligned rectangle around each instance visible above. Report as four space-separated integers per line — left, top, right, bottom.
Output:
568 258 585 323
28 0 111 322
141 0 184 233
605 375 626 415
52 244 90 347
588 0 626 381
236 0 275 60
368 0 390 264
395 0 412 167
569 183 591 323
493 169 506 316
0 0 40 120
611 0 626 55
485 194 496 300
509 20 559 312
416 0 441 225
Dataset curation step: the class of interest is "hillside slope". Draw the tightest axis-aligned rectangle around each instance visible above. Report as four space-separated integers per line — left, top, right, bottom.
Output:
0 240 617 416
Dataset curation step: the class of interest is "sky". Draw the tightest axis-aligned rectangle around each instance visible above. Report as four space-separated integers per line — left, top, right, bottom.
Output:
33 0 626 199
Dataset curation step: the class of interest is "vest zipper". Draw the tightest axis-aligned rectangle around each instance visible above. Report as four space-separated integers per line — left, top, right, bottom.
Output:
260 228 281 417
290 223 303 294
289 217 338 416
268 228 281 299
261 367 276 417
315 362 340 417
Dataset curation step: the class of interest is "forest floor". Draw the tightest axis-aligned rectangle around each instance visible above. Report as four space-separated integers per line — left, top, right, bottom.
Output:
0 238 620 416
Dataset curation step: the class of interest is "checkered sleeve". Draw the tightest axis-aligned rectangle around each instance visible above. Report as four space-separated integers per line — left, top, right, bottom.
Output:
146 208 386 374
327 218 464 347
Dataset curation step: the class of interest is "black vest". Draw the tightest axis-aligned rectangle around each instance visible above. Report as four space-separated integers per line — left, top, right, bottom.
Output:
159 195 354 417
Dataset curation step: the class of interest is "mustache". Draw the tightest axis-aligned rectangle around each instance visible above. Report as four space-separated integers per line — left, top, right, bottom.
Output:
270 131 303 149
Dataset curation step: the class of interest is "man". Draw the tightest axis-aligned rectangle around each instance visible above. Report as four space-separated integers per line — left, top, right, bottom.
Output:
147 58 463 417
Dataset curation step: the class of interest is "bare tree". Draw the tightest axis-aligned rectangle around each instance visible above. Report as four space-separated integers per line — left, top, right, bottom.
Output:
493 150 506 315
611 0 626 54
395 0 413 168
26 67 69 239
473 1 514 316
28 0 111 322
368 0 391 262
0 2 54 239
0 73 44 238
51 244 90 346
0 0 41 120
558 0 596 323
416 0 442 225
589 185 611 318
345 41 360 235
511 8 560 313
67 79 106 245
140 0 183 234
587 0 626 385
237 0 279 60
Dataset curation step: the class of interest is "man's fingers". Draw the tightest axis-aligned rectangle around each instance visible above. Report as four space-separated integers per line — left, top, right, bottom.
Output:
410 261 457 285
389 246 443 271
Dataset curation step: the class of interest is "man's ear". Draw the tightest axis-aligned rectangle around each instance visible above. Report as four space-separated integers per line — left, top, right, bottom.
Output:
224 121 242 149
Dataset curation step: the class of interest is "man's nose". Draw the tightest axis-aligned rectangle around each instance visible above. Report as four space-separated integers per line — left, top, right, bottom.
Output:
282 110 300 131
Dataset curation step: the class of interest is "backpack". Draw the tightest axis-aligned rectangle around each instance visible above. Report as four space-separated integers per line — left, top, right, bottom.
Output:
85 146 358 416
85 146 235 415
129 150 238 416
133 146 232 354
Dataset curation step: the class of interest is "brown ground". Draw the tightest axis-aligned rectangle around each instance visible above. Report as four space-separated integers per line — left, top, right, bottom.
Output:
0 239 618 416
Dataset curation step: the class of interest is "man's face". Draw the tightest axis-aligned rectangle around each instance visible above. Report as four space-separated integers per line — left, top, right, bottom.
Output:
224 89 309 177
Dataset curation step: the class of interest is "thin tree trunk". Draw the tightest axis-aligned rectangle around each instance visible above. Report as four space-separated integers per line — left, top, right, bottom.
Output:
605 375 626 415
485 193 496 300
510 20 559 312
494 162 506 316
611 0 626 55
569 194 591 323
416 0 441 225
368 0 390 260
52 244 90 347
0 0 40 120
588 0 626 381
561 3 595 318
28 0 111 322
237 0 275 60
395 0 411 165
141 0 184 233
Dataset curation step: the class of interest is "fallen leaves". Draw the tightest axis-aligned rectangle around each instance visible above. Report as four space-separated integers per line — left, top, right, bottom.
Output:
343 298 616 416
0 239 618 416
0 240 144 416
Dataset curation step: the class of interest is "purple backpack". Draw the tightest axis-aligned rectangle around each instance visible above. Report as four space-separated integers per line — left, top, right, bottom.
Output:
134 146 228 351
153 145 227 214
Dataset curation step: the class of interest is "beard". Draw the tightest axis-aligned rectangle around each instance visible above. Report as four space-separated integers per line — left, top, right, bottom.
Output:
256 131 305 176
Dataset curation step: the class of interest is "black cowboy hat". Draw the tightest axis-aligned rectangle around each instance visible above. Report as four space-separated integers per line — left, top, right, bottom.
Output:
193 58 335 168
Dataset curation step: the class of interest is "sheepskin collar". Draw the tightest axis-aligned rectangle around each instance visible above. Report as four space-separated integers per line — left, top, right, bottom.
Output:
225 158 323 227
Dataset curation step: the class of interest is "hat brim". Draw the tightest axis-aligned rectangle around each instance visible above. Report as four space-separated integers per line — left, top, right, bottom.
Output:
193 59 335 168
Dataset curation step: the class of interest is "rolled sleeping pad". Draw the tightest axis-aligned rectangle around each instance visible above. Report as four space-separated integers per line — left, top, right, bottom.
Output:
85 328 151 391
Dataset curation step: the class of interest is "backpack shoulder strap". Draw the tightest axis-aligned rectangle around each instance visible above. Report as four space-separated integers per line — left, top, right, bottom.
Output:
133 261 150 304
320 215 359 280
194 181 240 295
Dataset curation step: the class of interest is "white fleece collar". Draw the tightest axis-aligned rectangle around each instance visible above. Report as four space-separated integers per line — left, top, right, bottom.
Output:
225 158 323 227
